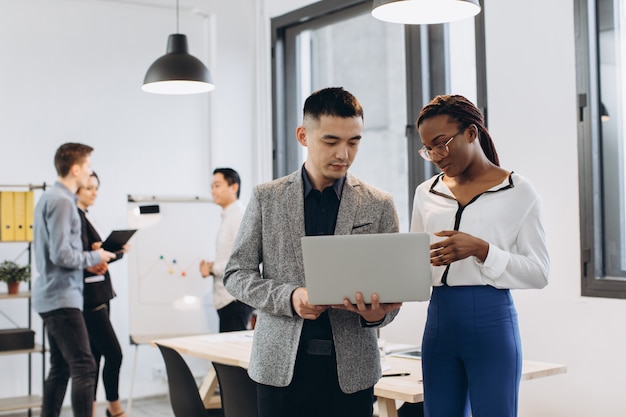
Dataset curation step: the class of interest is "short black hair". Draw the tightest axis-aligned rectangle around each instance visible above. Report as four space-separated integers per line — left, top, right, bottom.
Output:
302 87 363 124
213 168 241 199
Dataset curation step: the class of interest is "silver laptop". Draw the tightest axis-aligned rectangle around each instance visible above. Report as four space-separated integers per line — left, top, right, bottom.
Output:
302 233 432 305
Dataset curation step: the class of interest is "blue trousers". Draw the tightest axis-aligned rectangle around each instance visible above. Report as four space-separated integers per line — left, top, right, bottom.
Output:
422 285 522 417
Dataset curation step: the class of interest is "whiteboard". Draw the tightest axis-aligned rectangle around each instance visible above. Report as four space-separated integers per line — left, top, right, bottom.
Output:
127 197 222 340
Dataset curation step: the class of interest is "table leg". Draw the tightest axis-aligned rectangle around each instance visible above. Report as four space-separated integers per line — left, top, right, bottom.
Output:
126 344 139 414
199 366 220 408
377 397 399 417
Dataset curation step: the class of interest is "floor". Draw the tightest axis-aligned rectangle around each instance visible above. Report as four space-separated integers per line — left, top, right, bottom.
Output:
3 396 189 417
95 396 222 417
103 396 175 417
4 395 421 417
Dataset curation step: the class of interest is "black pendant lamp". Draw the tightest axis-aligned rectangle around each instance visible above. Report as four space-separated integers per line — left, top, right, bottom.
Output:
142 0 215 94
372 0 481 25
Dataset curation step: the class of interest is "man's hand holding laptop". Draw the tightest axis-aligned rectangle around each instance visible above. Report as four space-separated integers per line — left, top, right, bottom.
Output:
292 287 329 320
334 292 402 323
292 287 401 323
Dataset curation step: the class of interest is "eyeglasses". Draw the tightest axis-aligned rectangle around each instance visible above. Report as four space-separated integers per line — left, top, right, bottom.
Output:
418 128 465 161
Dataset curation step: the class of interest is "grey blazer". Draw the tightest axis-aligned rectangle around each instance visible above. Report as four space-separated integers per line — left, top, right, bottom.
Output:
224 170 400 394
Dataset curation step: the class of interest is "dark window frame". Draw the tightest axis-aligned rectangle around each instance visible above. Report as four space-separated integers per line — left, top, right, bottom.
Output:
270 0 488 223
575 0 626 298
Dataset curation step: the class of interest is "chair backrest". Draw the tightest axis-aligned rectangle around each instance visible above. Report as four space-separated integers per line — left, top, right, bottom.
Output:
156 343 214 417
212 362 259 417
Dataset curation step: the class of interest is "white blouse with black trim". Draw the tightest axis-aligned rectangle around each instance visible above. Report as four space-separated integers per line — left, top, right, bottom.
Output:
410 172 549 289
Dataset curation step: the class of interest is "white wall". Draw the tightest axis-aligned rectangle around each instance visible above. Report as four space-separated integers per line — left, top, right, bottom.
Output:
0 0 262 402
1 0 625 415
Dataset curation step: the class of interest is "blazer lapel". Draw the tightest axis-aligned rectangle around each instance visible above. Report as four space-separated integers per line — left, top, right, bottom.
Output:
335 173 360 236
285 172 306 272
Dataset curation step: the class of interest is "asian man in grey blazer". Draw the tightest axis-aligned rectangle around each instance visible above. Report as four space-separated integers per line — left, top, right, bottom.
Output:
224 87 402 417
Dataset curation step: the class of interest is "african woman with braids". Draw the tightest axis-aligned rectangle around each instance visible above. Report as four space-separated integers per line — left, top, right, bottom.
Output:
410 95 549 417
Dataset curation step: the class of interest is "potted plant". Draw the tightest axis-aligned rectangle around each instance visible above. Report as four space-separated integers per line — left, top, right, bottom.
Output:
0 260 31 295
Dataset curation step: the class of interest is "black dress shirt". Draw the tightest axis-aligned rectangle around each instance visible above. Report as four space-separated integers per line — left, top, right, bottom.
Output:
300 167 345 345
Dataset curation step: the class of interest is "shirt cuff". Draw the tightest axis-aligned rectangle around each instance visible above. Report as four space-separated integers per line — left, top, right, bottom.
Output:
476 244 510 280
360 315 385 328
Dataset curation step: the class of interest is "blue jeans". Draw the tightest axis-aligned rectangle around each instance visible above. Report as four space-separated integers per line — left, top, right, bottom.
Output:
40 308 96 417
422 285 522 417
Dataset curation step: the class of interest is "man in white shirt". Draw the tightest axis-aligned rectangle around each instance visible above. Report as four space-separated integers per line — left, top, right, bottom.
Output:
200 168 254 332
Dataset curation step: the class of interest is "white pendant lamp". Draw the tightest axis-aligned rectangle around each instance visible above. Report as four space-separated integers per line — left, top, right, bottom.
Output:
142 0 215 94
372 0 481 25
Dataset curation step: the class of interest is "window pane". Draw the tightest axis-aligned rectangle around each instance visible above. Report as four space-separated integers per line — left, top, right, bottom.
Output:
295 12 409 231
598 0 626 277
449 18 478 103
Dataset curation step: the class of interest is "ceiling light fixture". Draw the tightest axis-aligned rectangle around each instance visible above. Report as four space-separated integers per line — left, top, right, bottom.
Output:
371 0 481 25
142 0 215 94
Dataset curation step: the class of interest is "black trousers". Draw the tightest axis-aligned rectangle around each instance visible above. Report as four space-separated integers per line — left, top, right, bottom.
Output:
83 302 123 401
40 308 96 417
217 300 254 332
256 344 374 417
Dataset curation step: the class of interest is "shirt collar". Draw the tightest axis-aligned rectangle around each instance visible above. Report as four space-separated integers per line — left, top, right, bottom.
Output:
429 172 515 201
54 181 78 202
301 165 345 199
221 199 242 216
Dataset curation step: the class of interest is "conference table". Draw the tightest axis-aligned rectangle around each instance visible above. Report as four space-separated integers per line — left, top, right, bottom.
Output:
152 331 566 417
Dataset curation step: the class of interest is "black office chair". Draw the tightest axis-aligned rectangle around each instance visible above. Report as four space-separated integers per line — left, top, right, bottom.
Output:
156 343 223 417
397 401 425 417
212 362 259 417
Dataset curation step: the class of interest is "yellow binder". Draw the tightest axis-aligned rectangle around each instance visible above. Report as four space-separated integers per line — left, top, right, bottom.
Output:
13 191 27 241
25 191 34 242
0 192 15 241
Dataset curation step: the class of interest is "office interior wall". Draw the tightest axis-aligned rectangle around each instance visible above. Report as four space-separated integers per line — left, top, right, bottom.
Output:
0 0 260 402
0 0 624 415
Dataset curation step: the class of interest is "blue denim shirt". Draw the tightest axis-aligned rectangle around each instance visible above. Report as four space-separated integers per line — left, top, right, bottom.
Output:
32 181 101 313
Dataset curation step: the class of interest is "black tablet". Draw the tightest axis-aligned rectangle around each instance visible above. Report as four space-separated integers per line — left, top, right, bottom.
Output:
102 229 137 252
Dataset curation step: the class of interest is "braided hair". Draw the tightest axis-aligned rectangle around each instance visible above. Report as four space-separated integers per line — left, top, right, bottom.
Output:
416 95 499 166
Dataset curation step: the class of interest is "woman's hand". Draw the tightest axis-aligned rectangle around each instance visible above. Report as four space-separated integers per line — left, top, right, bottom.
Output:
430 230 489 266
87 261 108 275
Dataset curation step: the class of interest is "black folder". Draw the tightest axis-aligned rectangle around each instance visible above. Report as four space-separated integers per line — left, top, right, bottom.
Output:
102 229 137 252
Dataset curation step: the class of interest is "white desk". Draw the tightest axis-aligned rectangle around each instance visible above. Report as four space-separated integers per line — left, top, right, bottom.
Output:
153 331 567 417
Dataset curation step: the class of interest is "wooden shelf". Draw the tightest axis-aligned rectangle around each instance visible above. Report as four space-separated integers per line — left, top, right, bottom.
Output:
0 395 42 412
0 291 32 300
0 343 44 356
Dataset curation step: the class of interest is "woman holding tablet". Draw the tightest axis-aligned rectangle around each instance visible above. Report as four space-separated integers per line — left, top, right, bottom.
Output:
411 95 549 417
77 172 129 417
